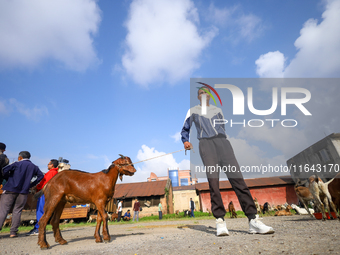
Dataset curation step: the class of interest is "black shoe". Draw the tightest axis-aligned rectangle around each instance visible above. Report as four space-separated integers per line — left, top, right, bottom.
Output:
26 229 39 236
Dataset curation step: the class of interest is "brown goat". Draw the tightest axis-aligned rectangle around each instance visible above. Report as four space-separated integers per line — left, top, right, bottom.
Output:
328 172 340 212
35 155 136 250
228 201 237 218
294 181 315 218
275 207 292 216
308 174 340 221
110 213 118 222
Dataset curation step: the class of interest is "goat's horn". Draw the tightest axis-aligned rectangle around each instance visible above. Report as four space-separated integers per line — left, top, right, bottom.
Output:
119 154 125 159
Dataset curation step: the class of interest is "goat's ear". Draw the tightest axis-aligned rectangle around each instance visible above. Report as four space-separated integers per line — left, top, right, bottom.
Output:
119 173 123 181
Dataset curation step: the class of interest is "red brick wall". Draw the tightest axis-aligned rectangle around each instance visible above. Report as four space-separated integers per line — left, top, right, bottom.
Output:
199 185 298 212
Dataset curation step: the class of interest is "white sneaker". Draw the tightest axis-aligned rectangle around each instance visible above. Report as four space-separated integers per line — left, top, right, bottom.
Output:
216 218 229 236
249 215 274 234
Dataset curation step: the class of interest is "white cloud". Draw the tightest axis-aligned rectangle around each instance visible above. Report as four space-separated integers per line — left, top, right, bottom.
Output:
284 0 340 77
9 98 48 121
121 0 217 86
170 131 181 143
251 1 340 167
207 3 235 25
255 51 285 78
255 0 340 78
229 137 289 178
237 125 309 159
0 0 101 71
0 100 9 115
207 4 264 43
237 14 263 42
127 144 189 182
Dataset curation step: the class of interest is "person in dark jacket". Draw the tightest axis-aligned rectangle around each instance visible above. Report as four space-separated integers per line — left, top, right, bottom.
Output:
0 151 44 237
0 142 9 185
189 198 195 218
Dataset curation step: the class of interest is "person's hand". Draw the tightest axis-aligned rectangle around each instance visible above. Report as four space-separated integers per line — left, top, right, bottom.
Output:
184 141 192 150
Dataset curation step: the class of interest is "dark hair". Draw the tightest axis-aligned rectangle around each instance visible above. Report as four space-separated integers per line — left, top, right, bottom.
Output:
19 151 31 159
0 143 6 150
50 159 59 168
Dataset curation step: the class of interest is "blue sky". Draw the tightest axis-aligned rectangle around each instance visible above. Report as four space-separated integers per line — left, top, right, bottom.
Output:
1 0 340 183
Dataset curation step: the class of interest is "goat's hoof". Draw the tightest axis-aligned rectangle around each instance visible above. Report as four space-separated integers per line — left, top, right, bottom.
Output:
104 239 110 243
59 240 68 245
40 244 50 250
95 239 103 243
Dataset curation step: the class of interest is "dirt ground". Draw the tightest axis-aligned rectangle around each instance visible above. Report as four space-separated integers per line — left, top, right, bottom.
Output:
0 215 339 255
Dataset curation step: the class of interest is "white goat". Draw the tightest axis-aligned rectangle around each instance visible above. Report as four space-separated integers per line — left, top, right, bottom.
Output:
291 204 315 215
308 175 340 221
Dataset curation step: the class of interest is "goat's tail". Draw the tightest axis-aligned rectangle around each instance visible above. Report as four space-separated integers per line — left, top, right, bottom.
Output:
325 176 336 185
34 184 47 200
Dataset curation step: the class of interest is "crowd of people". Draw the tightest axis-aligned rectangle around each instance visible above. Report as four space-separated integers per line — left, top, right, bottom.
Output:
116 198 141 222
116 199 132 222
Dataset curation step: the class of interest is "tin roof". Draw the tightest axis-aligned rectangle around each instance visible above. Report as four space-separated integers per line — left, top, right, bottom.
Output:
195 176 294 191
114 180 168 198
173 185 196 191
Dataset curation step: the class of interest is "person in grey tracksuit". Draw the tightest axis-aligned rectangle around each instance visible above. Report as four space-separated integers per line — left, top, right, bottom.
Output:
181 86 257 221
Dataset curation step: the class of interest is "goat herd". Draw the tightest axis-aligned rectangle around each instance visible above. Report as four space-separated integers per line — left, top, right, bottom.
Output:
294 173 340 221
225 173 340 221
260 174 340 220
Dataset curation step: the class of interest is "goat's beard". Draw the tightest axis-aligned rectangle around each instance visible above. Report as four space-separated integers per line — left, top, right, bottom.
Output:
119 173 123 181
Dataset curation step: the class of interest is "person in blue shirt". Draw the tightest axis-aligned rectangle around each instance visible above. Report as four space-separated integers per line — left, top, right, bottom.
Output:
123 210 131 221
0 151 43 237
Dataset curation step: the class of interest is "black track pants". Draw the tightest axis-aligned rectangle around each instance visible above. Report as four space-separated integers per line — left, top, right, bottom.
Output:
199 137 257 219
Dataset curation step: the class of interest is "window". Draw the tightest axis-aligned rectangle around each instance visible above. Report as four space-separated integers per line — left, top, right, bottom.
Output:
180 178 189 186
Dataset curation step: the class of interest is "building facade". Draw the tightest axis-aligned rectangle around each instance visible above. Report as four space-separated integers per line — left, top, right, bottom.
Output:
172 185 200 212
113 179 174 217
147 168 197 187
288 133 340 182
196 176 298 212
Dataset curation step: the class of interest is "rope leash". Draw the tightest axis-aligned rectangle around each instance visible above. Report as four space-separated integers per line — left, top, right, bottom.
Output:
130 146 194 165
